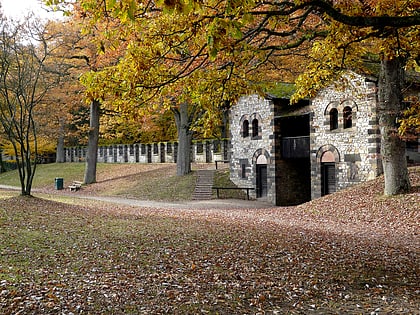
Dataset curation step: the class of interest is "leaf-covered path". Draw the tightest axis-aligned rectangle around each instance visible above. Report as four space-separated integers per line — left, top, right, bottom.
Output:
0 168 418 314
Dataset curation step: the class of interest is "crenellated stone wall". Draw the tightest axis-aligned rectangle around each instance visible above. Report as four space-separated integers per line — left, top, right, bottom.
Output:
63 139 229 165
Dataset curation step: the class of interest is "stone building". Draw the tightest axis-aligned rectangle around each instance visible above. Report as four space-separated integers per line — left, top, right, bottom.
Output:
229 72 419 206
309 73 383 200
229 94 311 205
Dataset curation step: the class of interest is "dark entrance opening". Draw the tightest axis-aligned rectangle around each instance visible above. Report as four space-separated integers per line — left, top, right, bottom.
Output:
321 162 336 196
256 164 267 198
274 102 311 205
147 144 152 163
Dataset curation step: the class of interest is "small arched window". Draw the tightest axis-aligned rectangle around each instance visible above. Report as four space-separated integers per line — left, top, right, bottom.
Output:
242 120 249 138
252 118 259 138
329 108 338 131
343 106 352 129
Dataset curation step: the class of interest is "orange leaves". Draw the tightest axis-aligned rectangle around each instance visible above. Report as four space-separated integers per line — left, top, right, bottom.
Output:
289 0 420 104
190 261 197 271
1 166 419 313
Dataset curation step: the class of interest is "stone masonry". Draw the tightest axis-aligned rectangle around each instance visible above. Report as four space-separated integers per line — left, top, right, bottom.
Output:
228 71 416 206
229 95 276 202
310 72 383 199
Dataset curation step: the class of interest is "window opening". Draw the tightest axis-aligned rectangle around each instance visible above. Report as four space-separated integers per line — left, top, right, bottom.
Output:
329 108 338 130
242 120 249 137
343 106 352 129
252 118 258 138
241 163 246 179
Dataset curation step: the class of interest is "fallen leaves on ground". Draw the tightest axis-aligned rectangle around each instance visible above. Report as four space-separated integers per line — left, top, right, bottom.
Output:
0 168 418 314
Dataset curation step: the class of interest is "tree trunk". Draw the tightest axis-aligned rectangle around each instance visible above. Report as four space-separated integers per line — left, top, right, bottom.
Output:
221 101 230 139
0 150 4 173
56 118 65 163
173 102 193 176
378 57 410 195
22 114 37 196
84 99 100 184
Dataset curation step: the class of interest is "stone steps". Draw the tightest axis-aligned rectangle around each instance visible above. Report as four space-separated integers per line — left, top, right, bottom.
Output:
192 170 215 200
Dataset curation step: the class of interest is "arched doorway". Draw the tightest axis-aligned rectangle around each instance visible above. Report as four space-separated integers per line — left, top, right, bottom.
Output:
256 155 267 198
321 151 336 196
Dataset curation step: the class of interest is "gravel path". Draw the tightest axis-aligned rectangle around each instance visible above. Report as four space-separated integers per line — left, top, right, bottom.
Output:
0 184 274 209
79 195 274 209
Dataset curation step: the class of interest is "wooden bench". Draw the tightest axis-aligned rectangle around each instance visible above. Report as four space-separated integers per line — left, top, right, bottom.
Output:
69 181 83 192
215 160 229 169
212 186 255 200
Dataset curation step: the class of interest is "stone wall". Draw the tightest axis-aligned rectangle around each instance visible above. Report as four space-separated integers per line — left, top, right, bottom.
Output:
228 73 393 205
229 95 276 202
64 139 229 165
310 72 383 199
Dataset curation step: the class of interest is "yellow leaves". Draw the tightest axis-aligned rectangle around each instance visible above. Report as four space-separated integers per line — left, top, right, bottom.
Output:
207 18 229 59
398 98 420 138
292 0 419 102
207 16 244 59
371 0 416 16
0 136 55 157
157 0 200 15
292 67 335 103
410 59 420 73
79 70 110 102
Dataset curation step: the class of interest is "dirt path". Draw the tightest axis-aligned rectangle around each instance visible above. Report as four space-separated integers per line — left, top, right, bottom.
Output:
69 194 274 209
0 184 274 209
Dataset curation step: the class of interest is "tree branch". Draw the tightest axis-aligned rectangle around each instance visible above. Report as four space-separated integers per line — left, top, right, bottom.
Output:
254 0 420 28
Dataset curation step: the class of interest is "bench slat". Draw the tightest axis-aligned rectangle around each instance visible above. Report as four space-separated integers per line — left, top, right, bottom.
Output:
69 181 83 191
212 187 254 200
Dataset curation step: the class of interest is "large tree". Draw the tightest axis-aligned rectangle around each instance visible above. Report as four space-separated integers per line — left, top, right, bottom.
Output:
56 0 419 194
51 3 124 183
34 19 90 164
151 0 420 195
75 0 257 175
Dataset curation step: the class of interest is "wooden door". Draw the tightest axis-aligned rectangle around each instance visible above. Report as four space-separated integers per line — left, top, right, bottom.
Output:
321 162 336 196
256 164 268 198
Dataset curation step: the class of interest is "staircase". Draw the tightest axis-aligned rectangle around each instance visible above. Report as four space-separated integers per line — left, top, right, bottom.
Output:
192 170 215 200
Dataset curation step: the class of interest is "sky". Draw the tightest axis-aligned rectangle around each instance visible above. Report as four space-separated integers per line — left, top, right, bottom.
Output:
0 0 63 20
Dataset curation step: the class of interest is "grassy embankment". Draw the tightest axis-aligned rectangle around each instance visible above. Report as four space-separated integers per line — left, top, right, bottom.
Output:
0 162 245 201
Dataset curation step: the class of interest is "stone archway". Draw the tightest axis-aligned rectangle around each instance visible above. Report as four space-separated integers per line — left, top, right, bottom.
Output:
252 149 270 198
256 154 268 198
316 145 340 197
321 151 336 196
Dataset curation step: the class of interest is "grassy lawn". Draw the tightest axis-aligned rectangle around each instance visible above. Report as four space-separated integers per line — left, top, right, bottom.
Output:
0 163 86 187
0 162 245 201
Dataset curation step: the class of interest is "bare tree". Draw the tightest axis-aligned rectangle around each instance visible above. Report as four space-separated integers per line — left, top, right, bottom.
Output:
0 16 61 196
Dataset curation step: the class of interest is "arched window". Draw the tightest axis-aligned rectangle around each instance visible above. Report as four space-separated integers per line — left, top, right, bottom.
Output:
252 118 259 138
329 108 338 130
343 106 352 129
242 120 249 137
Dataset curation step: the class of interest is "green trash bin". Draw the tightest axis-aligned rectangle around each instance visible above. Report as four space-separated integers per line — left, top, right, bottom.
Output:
55 177 64 190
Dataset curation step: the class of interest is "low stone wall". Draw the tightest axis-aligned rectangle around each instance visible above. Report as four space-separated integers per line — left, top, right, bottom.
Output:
64 139 229 164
